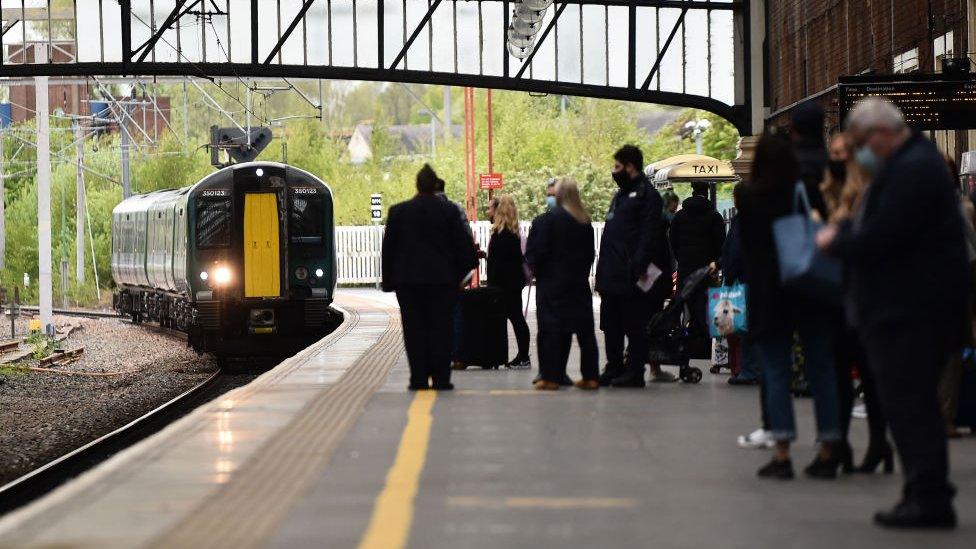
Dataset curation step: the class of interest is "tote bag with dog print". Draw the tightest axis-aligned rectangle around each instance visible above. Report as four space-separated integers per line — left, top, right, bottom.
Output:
708 283 748 338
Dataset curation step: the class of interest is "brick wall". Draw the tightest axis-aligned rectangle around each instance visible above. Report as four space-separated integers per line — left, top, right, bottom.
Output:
767 0 969 131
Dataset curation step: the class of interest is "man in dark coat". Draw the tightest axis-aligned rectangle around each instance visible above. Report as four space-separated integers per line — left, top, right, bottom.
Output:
669 180 726 352
595 145 672 387
819 98 968 529
382 164 479 391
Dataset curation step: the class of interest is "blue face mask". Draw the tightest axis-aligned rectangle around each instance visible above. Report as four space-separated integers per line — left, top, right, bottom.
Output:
855 145 880 173
545 196 557 210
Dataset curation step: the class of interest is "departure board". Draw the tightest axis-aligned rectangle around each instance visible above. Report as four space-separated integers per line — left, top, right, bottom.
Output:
838 78 976 130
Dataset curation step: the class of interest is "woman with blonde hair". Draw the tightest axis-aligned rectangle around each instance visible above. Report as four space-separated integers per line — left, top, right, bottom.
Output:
525 178 599 390
486 194 531 368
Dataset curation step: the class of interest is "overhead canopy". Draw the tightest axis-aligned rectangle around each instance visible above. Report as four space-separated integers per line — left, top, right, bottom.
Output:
646 154 738 187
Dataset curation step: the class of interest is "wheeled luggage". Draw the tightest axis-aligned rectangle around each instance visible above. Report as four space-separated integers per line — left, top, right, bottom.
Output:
458 286 508 369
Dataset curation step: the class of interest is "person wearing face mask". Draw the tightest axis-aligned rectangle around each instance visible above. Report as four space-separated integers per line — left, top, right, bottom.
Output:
545 178 558 211
820 131 891 476
818 98 968 529
595 145 672 387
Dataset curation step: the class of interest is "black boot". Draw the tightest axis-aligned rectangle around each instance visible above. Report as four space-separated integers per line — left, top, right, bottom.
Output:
874 500 957 530
610 370 646 388
598 367 623 387
757 458 794 480
804 454 841 479
856 440 894 474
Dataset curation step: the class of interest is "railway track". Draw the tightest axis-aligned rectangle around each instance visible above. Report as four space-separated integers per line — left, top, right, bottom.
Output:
0 369 224 515
17 306 119 319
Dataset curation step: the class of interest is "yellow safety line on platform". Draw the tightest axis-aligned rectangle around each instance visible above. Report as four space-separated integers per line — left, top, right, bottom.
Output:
359 391 437 549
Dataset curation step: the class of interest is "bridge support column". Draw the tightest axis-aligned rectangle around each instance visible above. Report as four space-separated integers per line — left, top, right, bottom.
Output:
733 0 767 182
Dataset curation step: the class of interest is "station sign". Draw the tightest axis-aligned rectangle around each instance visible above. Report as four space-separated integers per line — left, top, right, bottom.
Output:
479 173 504 190
370 193 382 220
839 75 976 131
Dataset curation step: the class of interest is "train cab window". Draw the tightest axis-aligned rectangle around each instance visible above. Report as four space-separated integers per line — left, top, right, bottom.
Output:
289 195 324 245
196 197 232 248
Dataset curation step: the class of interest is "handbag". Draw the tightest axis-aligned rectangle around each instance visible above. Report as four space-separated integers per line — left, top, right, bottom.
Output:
772 182 842 302
708 283 748 338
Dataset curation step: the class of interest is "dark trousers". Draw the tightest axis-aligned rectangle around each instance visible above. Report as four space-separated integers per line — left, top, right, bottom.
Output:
679 274 710 359
861 320 955 508
835 329 888 449
600 292 653 375
396 285 458 388
539 328 599 382
502 288 530 361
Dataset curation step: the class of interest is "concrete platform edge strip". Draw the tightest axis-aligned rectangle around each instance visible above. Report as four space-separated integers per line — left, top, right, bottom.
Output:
0 297 364 543
149 299 403 549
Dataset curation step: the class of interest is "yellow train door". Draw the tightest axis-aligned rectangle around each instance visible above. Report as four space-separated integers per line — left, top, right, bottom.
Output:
243 193 281 297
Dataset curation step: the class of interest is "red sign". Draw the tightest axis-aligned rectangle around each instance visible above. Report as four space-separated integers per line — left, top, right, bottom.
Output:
479 172 504 190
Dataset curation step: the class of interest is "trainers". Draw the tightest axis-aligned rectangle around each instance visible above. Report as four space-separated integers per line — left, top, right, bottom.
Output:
737 428 775 449
506 358 532 370
610 372 646 388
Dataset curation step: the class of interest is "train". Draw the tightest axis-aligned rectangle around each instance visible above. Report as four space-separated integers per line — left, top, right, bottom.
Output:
111 161 342 359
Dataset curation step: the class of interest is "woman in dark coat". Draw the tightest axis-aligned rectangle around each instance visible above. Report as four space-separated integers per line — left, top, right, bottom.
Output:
738 134 842 479
525 178 599 390
486 195 531 368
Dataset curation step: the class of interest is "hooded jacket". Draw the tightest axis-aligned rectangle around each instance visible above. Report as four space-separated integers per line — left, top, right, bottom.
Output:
669 194 726 279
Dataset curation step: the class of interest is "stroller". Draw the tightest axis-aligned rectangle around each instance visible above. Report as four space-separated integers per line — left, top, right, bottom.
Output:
645 266 713 384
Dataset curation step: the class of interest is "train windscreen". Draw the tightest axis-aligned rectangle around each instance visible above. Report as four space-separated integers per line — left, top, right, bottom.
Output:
196 197 232 248
289 195 325 245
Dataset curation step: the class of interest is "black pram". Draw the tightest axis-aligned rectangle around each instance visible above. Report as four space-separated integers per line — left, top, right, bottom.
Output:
645 266 712 383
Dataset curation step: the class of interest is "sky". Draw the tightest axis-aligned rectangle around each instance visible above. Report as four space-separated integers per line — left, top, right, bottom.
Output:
38 0 736 105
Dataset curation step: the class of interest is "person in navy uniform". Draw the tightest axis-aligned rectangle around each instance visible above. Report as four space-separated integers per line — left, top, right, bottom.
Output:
595 145 672 387
382 164 478 390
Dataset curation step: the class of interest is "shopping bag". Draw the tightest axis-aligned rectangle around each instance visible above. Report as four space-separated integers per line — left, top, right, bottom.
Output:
772 182 841 302
708 283 748 338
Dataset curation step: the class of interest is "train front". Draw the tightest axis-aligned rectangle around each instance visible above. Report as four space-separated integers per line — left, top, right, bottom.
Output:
187 162 340 358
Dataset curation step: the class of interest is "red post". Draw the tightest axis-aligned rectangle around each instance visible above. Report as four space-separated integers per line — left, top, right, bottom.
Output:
463 87 479 286
487 89 494 201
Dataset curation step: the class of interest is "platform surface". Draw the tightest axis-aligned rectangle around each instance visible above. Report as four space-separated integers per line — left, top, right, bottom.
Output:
0 289 973 548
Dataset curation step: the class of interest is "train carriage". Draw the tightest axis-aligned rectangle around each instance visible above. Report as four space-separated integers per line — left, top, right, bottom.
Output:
111 162 341 358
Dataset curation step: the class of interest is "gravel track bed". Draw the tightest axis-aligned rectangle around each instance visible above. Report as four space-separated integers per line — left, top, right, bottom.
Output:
0 315 218 485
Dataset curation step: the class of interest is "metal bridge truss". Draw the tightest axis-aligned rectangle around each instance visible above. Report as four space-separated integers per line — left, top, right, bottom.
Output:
0 1 754 132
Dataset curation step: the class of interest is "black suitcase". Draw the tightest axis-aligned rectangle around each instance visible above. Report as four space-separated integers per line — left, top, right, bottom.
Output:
459 287 508 369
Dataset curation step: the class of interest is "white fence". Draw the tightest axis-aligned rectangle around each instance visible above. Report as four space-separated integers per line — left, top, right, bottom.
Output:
335 221 607 286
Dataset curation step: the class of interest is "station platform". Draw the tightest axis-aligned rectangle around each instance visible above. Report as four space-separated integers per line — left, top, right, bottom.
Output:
0 289 973 548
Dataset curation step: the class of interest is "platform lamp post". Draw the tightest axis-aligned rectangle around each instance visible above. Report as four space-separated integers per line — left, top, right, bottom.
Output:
418 108 436 157
35 44 53 335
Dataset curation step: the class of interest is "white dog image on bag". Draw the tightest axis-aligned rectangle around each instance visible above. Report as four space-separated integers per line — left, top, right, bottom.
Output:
712 299 742 337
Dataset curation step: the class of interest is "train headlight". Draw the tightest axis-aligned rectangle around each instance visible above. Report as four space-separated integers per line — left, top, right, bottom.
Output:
255 168 264 177
295 266 308 280
314 268 324 278
213 266 232 285
200 271 209 281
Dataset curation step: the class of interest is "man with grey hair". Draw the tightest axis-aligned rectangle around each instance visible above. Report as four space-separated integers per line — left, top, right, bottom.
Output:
817 97 968 529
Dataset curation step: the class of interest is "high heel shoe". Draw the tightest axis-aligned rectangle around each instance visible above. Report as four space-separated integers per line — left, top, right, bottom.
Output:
856 442 894 474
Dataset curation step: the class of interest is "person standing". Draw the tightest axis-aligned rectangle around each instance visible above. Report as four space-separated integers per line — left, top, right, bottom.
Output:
382 164 479 391
818 98 968 529
669 180 726 356
525 179 599 390
486 195 531 369
595 145 672 387
739 134 843 481
820 131 890 474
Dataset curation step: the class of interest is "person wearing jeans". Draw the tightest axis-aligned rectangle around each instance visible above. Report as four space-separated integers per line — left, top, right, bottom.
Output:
739 131 844 480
